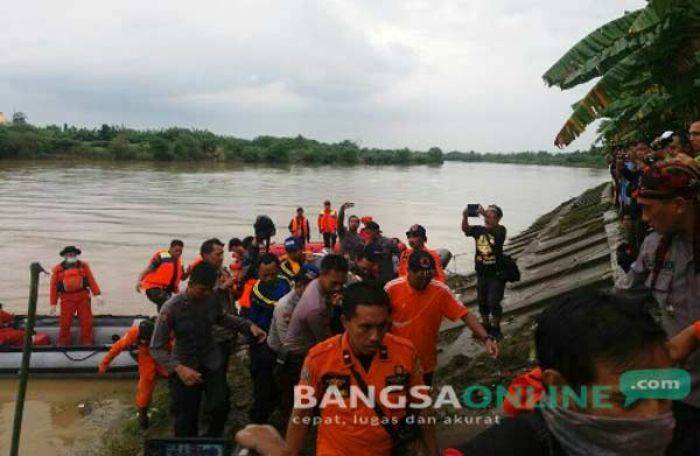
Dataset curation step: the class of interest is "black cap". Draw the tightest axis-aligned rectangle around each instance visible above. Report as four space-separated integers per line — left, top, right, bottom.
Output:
408 250 435 272
405 224 427 241
365 221 381 232
60 245 82 257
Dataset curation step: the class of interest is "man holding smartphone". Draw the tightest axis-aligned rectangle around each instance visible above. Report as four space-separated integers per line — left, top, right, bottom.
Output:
462 204 507 339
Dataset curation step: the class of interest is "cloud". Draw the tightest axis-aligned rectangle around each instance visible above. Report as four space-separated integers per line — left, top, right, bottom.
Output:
0 0 645 150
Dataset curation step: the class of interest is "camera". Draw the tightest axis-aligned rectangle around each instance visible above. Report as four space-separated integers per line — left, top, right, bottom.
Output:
465 204 480 217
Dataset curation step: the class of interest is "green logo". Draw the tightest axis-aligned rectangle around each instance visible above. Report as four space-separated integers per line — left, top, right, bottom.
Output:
620 369 691 407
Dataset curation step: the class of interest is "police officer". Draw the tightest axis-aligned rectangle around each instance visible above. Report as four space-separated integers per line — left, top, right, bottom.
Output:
285 281 438 456
615 162 700 453
150 262 266 437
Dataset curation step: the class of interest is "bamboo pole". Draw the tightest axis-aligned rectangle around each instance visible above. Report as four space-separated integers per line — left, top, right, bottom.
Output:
10 262 45 456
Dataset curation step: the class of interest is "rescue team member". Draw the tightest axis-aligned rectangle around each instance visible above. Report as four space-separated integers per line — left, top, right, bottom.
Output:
135 239 184 311
461 204 507 339
151 262 266 437
247 254 292 424
386 251 498 386
337 201 363 260
267 264 320 425
615 162 700 454
398 224 446 282
0 304 50 347
285 282 438 456
288 207 311 245
280 236 306 282
363 221 400 285
50 246 103 346
451 293 677 455
98 319 165 429
318 200 338 250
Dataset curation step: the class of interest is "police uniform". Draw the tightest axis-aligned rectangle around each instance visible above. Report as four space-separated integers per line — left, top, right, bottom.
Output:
298 332 424 456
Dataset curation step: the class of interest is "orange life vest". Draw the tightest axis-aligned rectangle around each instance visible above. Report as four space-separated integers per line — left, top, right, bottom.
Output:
55 263 90 293
290 216 310 239
140 250 183 292
318 209 338 233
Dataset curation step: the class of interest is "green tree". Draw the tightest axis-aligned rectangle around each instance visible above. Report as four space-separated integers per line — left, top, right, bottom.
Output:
150 137 174 161
110 134 135 160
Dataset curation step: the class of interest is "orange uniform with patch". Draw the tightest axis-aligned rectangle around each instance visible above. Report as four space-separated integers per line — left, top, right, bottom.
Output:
298 332 424 456
397 247 446 282
50 261 101 346
99 325 169 408
385 277 468 373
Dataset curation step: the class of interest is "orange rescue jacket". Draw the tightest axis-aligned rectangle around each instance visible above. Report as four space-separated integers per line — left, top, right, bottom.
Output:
141 249 183 292
50 261 101 306
317 209 338 233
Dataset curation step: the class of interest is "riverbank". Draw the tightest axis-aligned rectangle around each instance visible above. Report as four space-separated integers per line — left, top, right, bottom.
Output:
0 124 443 165
86 181 619 454
0 123 606 168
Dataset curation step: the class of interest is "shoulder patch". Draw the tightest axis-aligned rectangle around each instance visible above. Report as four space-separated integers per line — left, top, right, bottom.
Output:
306 335 341 359
384 276 407 291
384 333 417 352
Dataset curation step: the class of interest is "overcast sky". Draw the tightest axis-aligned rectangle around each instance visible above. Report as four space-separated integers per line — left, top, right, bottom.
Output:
1 0 645 152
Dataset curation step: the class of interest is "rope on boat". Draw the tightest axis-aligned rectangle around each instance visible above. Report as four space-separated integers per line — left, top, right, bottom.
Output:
59 349 103 362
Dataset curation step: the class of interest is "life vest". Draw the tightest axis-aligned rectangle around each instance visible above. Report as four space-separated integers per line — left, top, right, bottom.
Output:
318 209 338 233
55 262 90 294
0 309 14 328
290 216 309 239
141 250 183 292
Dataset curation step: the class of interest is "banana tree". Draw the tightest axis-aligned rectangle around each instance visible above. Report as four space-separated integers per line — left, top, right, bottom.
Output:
544 0 700 148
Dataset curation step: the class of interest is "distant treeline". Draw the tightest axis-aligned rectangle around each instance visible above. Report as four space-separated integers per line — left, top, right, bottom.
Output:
444 148 606 168
0 122 443 165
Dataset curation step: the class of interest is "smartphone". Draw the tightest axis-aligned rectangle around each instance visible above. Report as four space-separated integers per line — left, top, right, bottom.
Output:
466 204 480 217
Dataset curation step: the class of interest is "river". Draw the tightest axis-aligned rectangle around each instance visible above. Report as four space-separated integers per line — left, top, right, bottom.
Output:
0 160 608 454
0 160 608 313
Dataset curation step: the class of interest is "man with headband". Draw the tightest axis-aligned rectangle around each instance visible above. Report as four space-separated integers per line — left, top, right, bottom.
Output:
616 161 700 453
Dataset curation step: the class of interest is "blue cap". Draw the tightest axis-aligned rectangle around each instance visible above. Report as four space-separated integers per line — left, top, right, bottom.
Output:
284 236 302 252
295 264 320 282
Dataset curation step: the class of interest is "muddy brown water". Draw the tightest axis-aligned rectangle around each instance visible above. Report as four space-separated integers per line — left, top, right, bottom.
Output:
0 160 608 453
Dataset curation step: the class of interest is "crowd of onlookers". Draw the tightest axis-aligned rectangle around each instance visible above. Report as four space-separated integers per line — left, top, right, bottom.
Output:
610 122 700 271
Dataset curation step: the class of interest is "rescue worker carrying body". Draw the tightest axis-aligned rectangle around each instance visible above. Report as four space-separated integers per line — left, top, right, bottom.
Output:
150 262 266 438
50 246 103 346
288 207 311 245
246 253 292 424
136 239 185 311
98 318 166 429
398 224 446 282
280 236 306 282
284 281 438 456
318 200 338 250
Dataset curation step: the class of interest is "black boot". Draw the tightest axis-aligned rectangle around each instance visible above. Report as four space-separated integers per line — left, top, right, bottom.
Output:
138 407 149 430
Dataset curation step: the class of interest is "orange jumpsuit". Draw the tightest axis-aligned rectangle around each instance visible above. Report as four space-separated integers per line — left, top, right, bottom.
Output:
50 261 101 346
99 325 169 409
